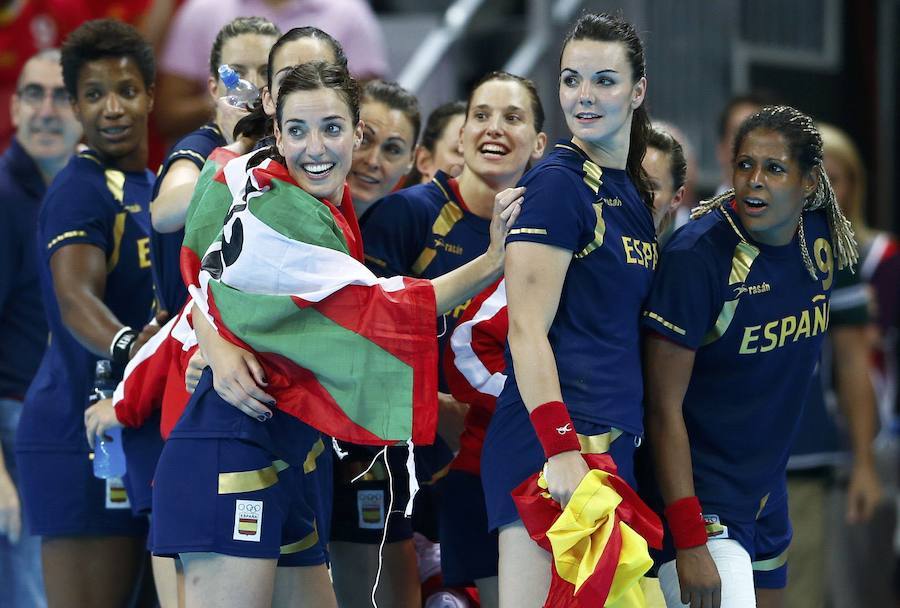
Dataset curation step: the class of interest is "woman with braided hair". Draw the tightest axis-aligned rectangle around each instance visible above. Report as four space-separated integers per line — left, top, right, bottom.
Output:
642 105 857 608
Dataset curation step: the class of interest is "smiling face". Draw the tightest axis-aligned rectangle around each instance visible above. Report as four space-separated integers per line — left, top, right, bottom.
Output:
11 55 82 165
73 56 153 171
263 37 339 117
348 100 416 204
276 87 361 204
558 39 645 153
732 128 816 246
462 79 545 187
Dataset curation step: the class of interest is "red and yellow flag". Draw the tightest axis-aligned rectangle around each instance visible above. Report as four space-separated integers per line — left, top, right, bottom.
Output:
512 453 663 607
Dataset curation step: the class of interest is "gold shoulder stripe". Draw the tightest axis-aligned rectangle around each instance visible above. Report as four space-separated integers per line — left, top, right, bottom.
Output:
752 548 789 572
574 202 605 259
47 230 88 250
170 149 207 165
582 159 603 194
508 227 547 236
703 241 760 345
644 310 687 336
106 212 127 273
104 169 126 204
411 200 464 275
303 439 325 474
281 525 319 554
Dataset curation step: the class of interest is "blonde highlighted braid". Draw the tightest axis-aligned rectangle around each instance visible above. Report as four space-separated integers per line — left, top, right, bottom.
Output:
691 105 858 280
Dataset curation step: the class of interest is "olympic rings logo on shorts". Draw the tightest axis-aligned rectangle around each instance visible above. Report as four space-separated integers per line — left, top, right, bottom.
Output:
238 503 262 513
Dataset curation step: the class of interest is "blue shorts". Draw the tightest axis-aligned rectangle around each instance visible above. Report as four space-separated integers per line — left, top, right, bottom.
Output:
151 435 331 567
331 445 415 544
654 483 792 589
481 402 638 532
15 449 148 538
121 410 165 516
437 469 498 585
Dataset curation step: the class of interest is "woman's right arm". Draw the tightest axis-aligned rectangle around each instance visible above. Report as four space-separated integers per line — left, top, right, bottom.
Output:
150 159 201 233
192 305 275 420
503 240 590 508
644 334 721 608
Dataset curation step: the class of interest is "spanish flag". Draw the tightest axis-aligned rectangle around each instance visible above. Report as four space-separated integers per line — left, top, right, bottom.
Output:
512 453 663 607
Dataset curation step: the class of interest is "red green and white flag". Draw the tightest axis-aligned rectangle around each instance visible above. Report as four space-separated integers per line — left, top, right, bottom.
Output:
187 154 439 445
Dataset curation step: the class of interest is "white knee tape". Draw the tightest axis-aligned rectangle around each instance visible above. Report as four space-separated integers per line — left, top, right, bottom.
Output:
658 539 756 607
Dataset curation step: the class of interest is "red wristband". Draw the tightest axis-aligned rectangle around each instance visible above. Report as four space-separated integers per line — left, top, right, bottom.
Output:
664 496 708 549
529 401 580 458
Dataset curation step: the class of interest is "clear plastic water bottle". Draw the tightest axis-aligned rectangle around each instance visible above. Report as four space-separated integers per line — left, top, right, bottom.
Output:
91 360 126 479
424 591 470 608
217 64 259 109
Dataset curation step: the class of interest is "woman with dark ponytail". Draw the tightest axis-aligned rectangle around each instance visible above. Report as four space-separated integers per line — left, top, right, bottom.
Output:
643 105 856 607
479 12 659 607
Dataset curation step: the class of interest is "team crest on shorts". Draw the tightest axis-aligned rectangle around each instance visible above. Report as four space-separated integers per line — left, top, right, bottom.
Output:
105 477 131 509
703 514 729 539
358 489 385 529
233 499 263 542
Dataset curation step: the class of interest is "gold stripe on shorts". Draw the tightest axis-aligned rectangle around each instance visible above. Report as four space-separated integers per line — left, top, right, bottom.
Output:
280 525 319 554
303 439 325 474
752 548 789 571
218 459 290 494
577 428 624 455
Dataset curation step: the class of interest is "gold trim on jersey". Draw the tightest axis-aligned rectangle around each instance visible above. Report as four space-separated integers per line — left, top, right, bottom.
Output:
411 180 465 275
217 459 290 494
574 202 606 259
303 438 325 474
106 212 127 272
104 169 126 204
169 149 207 165
702 241 760 345
46 230 88 250
643 311 687 336
364 254 388 268
582 159 603 195
280 525 319 554
752 548 789 572
508 227 548 236
77 151 103 166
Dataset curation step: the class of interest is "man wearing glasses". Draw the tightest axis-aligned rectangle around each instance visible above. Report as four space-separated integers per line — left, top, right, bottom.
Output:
0 48 81 608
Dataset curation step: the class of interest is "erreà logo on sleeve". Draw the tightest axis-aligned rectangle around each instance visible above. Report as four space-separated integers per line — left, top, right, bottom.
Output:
233 499 263 542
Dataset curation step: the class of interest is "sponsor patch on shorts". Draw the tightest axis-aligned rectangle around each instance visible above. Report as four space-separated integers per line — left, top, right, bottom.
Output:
358 489 385 529
105 477 131 509
703 513 729 539
233 499 263 542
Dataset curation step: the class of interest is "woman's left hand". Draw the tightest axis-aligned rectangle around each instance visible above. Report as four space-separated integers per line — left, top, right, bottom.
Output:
487 186 525 259
84 398 123 450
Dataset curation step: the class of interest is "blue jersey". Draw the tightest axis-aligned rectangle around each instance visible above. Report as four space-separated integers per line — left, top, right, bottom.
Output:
496 141 656 436
361 171 491 391
642 203 834 517
150 123 225 313
0 139 48 399
17 150 155 452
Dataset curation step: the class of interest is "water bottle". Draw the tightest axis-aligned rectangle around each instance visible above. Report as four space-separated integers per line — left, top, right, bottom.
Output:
91 360 126 479
424 591 470 608
218 64 259 109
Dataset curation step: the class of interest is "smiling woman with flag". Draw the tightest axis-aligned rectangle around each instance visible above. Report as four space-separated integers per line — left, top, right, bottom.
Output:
149 61 522 608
